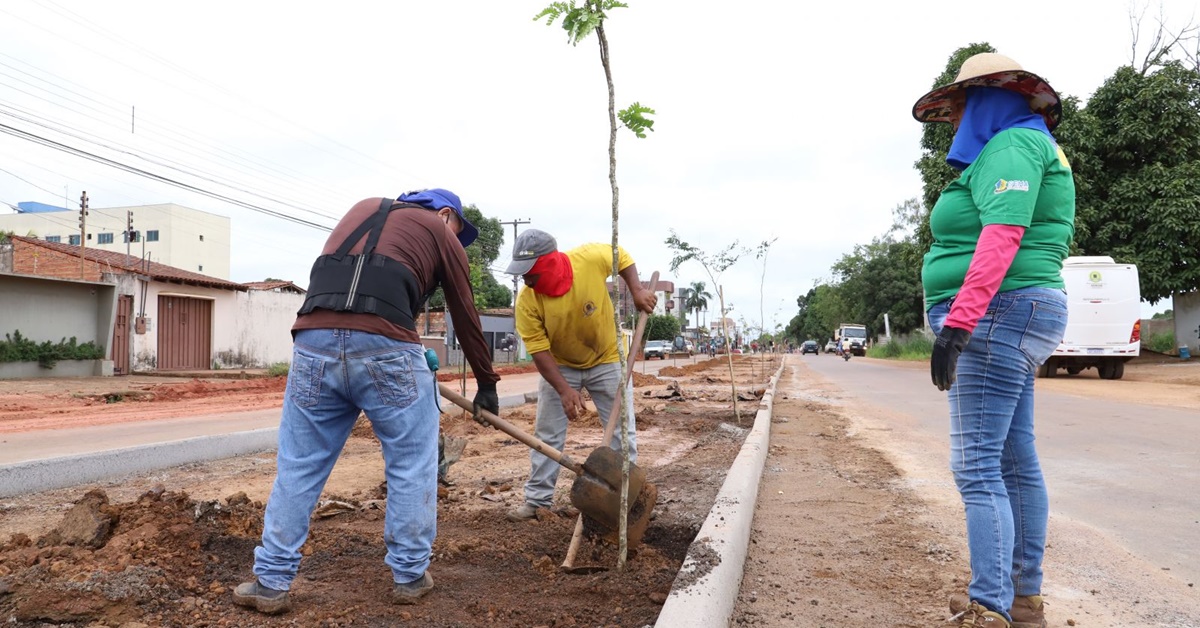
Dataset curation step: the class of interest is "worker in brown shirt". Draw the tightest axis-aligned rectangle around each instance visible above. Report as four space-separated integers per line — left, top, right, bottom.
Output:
235 189 498 614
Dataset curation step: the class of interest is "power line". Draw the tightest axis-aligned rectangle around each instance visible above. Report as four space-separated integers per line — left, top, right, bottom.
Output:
0 52 352 211
0 122 334 232
0 102 342 223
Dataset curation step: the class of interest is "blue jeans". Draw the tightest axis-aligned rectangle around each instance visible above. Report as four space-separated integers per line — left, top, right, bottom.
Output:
928 287 1067 619
525 362 636 507
253 329 439 590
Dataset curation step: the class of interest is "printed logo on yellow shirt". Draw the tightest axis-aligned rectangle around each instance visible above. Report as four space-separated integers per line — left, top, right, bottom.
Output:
583 301 597 317
994 179 1030 194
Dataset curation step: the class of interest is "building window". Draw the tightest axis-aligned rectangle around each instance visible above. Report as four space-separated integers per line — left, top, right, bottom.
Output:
45 235 60 243
146 230 159 242
198 265 204 272
97 233 114 244
199 234 204 242
68 235 80 246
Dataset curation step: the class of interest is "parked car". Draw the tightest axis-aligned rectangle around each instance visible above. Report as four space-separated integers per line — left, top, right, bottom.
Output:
643 340 670 360
801 340 819 355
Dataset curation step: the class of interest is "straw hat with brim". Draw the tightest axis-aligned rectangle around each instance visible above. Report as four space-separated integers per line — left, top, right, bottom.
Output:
912 53 1062 130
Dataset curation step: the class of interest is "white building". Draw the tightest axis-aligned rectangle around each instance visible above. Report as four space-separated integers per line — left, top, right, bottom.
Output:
0 202 231 279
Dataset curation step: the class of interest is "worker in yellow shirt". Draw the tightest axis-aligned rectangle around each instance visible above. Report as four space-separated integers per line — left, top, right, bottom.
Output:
502 229 657 521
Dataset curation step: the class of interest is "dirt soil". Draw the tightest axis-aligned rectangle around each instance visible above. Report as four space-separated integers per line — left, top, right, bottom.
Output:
0 356 779 627
732 356 1200 628
1 354 1194 627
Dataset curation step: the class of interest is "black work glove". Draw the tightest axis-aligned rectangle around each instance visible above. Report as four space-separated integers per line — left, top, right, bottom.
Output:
931 326 972 392
472 381 499 426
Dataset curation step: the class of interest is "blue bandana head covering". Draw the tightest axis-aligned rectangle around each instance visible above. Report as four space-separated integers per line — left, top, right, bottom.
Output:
398 188 478 247
946 87 1052 171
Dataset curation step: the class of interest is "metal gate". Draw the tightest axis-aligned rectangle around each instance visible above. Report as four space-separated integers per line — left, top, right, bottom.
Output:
157 295 212 370
112 294 133 375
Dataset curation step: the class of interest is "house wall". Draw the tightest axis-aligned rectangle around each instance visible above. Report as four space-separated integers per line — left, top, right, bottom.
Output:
0 204 231 279
0 273 116 351
226 289 304 368
8 238 116 282
1174 292 1200 355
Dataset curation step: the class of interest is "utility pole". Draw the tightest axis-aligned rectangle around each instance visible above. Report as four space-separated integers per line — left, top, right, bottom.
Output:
498 218 532 305
78 191 88 278
125 210 134 268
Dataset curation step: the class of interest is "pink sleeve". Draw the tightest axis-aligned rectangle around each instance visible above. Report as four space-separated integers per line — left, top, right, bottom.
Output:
944 224 1026 332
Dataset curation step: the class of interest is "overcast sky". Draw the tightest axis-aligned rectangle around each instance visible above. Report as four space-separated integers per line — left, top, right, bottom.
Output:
1 0 1192 328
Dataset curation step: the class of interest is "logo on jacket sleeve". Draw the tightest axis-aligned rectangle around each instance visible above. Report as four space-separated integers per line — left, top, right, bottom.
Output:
994 179 1030 194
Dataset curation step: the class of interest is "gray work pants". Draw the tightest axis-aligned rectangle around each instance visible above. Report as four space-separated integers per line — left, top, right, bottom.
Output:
524 361 637 507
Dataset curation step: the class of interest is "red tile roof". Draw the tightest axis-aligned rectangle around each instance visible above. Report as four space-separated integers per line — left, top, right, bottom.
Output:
10 236 247 290
242 280 306 293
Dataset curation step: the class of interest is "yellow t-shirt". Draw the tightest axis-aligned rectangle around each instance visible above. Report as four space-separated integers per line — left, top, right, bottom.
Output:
515 243 634 369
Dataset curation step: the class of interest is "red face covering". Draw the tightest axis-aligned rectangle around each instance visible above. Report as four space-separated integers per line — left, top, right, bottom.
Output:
527 251 574 297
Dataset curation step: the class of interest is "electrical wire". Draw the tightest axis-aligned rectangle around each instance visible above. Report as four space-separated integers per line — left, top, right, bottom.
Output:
0 122 333 232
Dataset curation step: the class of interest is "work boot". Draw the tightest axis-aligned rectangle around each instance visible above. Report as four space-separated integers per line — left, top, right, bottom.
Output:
506 502 540 522
1008 595 1047 628
950 593 1046 628
232 580 291 615
392 572 434 605
950 600 1010 627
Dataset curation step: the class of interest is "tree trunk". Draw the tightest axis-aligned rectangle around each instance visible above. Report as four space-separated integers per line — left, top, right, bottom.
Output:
594 15 631 572
720 286 741 425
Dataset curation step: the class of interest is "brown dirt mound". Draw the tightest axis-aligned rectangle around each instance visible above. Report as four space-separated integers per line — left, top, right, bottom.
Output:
632 371 665 387
436 362 538 382
148 377 288 402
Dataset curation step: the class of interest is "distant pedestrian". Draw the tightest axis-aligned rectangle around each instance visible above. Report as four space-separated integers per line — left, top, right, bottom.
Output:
501 229 656 521
233 190 501 615
914 53 1073 627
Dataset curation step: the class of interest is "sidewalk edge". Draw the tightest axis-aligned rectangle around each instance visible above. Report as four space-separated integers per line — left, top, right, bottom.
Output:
653 357 787 628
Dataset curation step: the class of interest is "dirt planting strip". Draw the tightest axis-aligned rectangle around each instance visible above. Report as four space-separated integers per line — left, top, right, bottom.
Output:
0 356 780 627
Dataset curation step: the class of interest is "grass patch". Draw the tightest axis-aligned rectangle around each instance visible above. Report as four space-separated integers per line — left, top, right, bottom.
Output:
867 335 934 360
267 362 290 377
1146 331 1176 354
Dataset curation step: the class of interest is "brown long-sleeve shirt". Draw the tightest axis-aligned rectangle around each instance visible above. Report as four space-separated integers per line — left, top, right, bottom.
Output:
293 197 499 385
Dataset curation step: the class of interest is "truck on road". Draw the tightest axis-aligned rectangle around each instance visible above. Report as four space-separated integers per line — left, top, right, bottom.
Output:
1039 256 1140 380
835 323 869 357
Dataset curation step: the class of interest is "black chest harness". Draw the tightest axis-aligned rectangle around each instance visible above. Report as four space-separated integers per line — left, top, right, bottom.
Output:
297 199 432 331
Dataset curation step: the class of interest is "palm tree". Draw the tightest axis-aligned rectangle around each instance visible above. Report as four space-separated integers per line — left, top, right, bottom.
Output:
684 281 712 332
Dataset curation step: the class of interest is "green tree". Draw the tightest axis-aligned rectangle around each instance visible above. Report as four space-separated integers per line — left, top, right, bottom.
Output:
1071 61 1200 302
644 313 680 342
425 204 511 309
683 280 711 330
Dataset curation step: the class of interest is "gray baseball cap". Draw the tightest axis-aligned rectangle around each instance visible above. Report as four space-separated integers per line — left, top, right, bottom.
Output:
504 229 558 275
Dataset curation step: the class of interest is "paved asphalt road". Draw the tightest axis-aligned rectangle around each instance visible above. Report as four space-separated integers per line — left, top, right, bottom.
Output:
0 353 710 466
797 353 1200 589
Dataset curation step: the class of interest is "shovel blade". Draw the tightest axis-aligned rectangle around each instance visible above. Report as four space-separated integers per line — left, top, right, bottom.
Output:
569 447 657 548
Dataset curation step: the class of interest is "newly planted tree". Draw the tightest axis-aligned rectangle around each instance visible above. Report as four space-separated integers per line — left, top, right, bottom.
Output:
536 0 655 569
665 230 750 424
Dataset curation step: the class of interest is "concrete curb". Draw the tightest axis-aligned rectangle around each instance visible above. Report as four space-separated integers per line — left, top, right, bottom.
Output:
0 428 279 499
654 358 787 628
0 393 538 500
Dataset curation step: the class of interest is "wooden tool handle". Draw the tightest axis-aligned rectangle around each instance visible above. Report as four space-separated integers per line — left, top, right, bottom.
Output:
438 383 582 475
600 271 659 445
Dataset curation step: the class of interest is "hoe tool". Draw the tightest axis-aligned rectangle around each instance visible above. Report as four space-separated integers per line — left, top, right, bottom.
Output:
438 384 658 548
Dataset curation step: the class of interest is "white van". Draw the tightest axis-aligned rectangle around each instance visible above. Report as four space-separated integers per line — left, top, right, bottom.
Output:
1038 256 1140 380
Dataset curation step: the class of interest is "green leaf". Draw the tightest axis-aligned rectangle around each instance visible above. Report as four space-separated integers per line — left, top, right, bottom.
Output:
618 102 656 138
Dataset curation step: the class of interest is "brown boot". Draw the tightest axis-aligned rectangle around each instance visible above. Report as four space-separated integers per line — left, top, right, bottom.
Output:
950 593 1046 628
949 599 1010 627
1008 595 1047 628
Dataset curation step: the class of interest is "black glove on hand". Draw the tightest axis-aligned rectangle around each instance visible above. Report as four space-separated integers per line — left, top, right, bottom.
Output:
931 326 972 392
472 381 499 426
